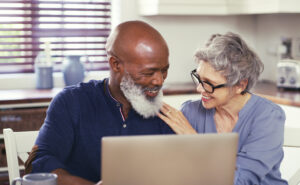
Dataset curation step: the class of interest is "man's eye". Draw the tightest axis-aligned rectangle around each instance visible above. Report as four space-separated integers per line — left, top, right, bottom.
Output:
142 72 154 76
162 68 168 73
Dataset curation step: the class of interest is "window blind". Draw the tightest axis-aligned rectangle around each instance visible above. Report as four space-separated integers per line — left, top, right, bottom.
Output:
0 0 111 74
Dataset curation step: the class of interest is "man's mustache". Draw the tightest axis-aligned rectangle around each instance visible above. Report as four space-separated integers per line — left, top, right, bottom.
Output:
142 86 162 92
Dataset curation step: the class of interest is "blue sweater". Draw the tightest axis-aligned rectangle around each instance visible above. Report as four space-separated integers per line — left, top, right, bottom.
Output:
32 79 174 182
181 94 288 185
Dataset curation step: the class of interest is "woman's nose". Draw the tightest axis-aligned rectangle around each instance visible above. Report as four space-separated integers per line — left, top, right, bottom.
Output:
196 83 205 93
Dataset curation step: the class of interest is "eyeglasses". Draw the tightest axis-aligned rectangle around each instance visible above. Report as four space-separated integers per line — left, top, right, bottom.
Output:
190 69 228 93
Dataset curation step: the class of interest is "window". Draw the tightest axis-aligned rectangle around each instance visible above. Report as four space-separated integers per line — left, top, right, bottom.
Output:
0 0 111 74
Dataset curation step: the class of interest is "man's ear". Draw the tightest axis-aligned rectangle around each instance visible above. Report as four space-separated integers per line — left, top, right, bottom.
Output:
237 79 248 94
108 56 122 72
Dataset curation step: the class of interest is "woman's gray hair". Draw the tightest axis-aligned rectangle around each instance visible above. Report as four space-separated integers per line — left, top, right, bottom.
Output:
194 32 264 93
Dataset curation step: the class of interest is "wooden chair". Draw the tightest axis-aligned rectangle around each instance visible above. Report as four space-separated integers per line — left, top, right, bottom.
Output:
3 128 39 185
281 126 300 185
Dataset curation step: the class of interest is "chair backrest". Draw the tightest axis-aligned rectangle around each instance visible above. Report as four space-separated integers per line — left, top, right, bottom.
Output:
281 126 300 185
3 128 39 185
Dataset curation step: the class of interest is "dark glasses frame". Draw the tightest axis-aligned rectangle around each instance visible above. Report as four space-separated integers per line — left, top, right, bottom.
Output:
190 69 228 93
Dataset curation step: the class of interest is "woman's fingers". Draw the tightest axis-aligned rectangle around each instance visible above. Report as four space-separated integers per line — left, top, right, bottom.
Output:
160 105 170 115
162 102 177 112
160 102 180 117
158 102 197 134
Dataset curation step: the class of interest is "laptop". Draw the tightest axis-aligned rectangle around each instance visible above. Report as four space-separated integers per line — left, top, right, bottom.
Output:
102 133 238 185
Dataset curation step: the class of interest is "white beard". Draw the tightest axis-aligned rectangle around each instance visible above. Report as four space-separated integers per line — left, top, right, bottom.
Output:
120 74 163 118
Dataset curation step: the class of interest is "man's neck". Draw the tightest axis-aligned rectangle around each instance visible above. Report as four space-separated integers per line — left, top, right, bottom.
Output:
108 81 131 119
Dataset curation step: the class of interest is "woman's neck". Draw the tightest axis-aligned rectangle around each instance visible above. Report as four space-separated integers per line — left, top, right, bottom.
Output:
216 92 251 117
214 92 251 133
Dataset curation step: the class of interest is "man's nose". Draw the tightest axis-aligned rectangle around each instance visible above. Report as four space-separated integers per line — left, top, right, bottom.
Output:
152 71 164 86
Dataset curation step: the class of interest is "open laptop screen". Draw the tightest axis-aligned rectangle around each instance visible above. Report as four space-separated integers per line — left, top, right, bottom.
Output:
102 133 238 185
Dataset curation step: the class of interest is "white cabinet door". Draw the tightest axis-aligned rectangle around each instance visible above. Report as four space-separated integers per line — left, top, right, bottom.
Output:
138 0 300 16
138 0 228 16
229 0 300 14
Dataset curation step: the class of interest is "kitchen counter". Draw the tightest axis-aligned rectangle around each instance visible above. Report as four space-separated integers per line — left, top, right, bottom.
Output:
251 81 300 107
0 88 61 105
1 81 300 107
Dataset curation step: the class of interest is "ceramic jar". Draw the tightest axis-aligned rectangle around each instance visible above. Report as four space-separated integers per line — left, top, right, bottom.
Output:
62 55 85 86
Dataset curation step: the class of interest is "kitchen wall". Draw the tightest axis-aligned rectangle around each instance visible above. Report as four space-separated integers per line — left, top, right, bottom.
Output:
112 0 300 84
256 14 300 80
1 0 300 89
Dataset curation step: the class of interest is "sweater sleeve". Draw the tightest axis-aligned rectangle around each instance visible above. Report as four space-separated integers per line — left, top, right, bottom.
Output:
32 88 77 173
234 104 286 185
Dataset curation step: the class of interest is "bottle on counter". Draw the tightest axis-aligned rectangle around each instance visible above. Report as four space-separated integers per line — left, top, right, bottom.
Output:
35 41 54 89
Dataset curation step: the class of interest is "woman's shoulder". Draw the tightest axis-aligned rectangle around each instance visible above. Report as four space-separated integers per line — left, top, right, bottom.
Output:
250 94 284 114
246 94 286 128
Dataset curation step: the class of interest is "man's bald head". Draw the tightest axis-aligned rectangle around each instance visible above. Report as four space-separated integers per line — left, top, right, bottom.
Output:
106 21 170 112
105 20 169 62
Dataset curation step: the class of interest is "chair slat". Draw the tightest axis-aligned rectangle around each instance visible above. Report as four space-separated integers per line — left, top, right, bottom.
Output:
3 128 39 185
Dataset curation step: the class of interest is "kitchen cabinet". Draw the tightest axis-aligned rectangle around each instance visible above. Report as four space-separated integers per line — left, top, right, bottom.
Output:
0 106 48 174
138 0 228 15
138 0 300 16
0 107 47 134
0 89 56 184
228 0 300 14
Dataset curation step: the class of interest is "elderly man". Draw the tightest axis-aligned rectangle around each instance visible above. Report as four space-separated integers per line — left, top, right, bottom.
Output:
25 20 174 185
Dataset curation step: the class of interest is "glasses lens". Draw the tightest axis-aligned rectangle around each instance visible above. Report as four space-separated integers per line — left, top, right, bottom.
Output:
192 77 199 86
191 70 214 93
191 73 200 86
202 82 214 93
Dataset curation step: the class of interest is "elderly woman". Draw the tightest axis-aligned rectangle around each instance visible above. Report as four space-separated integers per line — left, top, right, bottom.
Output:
158 32 287 185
